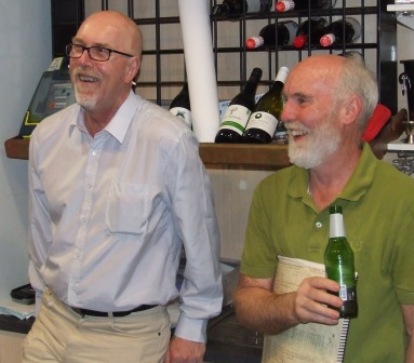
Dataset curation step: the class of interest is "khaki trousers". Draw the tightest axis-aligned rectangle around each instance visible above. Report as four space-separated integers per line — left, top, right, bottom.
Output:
22 289 171 363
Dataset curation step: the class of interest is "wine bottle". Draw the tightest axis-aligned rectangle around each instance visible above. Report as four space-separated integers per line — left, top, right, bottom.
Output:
212 0 272 16
245 21 298 50
324 205 358 319
169 83 192 128
274 121 288 144
275 0 336 12
242 66 289 144
320 17 362 48
292 18 328 49
215 67 263 143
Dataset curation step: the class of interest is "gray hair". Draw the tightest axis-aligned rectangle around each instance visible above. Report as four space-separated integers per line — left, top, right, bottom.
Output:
338 52 379 130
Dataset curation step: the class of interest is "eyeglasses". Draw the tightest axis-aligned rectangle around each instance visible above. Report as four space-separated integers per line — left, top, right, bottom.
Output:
65 43 134 62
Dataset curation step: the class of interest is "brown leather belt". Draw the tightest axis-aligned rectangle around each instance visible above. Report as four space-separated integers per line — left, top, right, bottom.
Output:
70 304 157 317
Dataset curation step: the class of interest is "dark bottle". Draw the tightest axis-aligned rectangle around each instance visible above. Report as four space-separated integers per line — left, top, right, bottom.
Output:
274 121 288 144
245 21 298 50
292 18 328 49
324 205 358 318
242 66 289 144
320 17 361 48
215 67 263 143
212 0 272 16
275 0 336 12
169 83 192 128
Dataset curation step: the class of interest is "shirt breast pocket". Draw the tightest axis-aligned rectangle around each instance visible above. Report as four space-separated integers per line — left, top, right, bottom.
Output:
106 182 149 235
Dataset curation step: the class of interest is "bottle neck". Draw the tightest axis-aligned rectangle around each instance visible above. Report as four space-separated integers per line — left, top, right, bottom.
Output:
329 212 345 238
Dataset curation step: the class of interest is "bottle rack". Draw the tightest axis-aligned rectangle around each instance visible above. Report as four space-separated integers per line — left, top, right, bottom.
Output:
209 0 397 114
51 0 398 113
4 0 398 170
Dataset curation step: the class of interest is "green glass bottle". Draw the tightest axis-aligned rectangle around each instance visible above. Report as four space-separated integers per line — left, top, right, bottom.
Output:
324 204 358 318
242 66 289 143
215 67 262 143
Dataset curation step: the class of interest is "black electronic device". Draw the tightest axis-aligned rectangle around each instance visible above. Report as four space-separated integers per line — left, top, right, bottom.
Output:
10 283 35 305
18 57 75 139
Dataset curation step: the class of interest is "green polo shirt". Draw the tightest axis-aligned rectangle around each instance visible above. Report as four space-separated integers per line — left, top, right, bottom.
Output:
240 143 414 363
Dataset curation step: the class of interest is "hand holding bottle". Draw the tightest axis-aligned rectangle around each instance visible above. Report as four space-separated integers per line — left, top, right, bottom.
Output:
294 276 343 325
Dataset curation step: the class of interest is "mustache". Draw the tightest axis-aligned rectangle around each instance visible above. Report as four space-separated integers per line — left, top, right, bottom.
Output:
284 122 310 133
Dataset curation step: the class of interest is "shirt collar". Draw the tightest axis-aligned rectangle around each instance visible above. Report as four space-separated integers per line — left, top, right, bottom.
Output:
288 143 376 204
70 91 139 144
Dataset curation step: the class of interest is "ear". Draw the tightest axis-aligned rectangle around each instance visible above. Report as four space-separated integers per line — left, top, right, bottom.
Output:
341 94 362 126
124 56 141 84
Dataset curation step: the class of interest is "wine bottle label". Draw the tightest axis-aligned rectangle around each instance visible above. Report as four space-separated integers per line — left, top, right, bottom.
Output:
218 105 252 135
170 107 192 127
246 111 278 136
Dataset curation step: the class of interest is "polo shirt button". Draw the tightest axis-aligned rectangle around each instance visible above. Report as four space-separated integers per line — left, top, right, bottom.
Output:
315 221 323 229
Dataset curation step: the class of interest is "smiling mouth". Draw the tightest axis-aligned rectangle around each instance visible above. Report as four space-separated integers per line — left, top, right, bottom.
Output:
78 74 100 83
287 127 308 142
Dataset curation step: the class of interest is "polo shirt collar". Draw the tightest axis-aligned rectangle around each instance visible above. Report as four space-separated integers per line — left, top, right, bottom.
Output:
288 143 376 203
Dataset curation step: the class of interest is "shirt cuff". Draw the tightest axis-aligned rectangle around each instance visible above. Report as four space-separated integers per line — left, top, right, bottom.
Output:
174 313 208 343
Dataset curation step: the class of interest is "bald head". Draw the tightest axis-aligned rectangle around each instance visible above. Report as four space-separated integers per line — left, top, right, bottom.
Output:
287 54 378 129
76 11 143 59
289 54 345 92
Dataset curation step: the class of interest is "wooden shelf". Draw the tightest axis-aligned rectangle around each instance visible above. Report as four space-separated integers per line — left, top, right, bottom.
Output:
4 137 30 161
199 143 290 170
4 137 290 171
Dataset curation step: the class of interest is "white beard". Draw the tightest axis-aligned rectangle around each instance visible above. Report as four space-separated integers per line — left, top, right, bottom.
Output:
288 118 341 169
73 84 97 110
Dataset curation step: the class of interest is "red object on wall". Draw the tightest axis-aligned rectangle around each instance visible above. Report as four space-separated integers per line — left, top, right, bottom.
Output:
362 103 391 142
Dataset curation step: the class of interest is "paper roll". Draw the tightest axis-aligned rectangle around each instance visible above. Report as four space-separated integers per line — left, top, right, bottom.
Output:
177 0 220 142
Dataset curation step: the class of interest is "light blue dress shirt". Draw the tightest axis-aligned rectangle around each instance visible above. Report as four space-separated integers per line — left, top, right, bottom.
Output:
28 91 223 342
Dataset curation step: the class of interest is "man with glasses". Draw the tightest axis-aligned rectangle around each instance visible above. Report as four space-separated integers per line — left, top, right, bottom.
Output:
23 10 222 363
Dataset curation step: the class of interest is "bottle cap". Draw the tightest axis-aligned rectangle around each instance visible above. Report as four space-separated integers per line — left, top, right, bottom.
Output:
293 35 307 49
275 0 295 12
320 33 336 47
276 66 290 83
246 36 264 49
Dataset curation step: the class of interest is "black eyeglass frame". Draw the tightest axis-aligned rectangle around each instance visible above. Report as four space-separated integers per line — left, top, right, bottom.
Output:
65 43 134 62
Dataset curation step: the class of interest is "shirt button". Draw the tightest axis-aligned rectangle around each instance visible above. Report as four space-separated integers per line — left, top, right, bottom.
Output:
315 221 323 229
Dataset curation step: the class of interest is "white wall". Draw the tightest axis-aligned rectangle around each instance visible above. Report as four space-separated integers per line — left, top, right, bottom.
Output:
0 0 51 300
